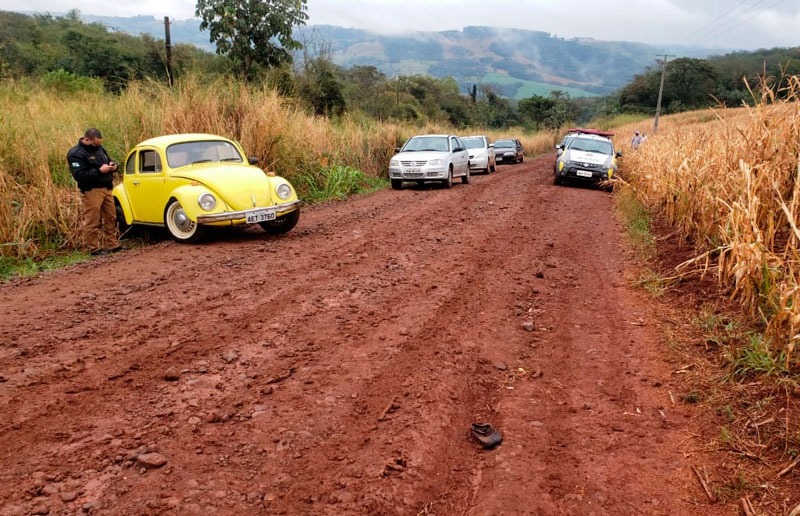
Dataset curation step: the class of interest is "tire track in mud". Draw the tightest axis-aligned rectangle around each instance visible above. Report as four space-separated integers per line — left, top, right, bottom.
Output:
0 158 726 516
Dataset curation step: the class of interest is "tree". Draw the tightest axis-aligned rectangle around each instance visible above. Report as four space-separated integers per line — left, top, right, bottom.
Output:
618 67 660 113
297 56 345 116
196 0 308 80
663 57 721 111
518 95 555 131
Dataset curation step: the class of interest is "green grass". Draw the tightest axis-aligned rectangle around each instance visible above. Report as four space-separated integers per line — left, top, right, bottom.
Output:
590 113 651 131
683 391 704 404
294 165 388 204
615 187 680 296
466 73 599 99
615 188 656 259
0 252 88 281
633 270 674 297
725 333 787 381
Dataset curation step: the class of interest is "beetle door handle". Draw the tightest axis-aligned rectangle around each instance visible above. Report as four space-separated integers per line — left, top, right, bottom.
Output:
132 181 141 186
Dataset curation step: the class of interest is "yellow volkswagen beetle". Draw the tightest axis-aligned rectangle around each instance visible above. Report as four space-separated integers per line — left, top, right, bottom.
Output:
113 134 301 243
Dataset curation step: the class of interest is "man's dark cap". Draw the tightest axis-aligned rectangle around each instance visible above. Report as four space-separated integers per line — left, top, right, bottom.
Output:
84 128 103 139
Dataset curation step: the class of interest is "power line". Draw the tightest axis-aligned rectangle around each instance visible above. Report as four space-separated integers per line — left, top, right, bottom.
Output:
686 0 753 41
691 0 787 45
687 0 766 42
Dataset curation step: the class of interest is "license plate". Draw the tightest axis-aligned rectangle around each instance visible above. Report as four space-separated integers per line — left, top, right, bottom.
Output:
576 170 593 178
406 167 421 174
246 210 276 223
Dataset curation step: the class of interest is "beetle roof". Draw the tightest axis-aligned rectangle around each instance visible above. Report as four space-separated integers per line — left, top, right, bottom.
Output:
134 133 233 148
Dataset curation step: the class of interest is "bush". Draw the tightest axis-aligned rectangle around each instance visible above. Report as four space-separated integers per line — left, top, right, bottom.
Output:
40 69 104 95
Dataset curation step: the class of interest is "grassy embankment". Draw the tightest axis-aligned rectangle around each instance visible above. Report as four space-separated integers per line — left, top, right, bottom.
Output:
0 76 555 277
614 79 800 506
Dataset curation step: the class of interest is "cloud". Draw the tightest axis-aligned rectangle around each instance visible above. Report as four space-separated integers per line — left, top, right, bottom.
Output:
1 0 796 50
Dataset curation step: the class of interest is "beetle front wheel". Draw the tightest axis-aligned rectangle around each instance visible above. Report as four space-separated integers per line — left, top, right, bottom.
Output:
165 199 205 243
259 209 300 235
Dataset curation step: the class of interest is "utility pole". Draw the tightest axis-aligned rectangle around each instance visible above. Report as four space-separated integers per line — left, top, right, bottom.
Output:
653 53 674 134
164 16 174 87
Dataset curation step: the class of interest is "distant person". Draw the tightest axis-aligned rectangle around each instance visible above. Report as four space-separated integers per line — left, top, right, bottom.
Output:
631 130 643 149
66 128 122 256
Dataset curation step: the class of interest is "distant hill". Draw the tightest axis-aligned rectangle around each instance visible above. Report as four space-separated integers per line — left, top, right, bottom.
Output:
79 14 718 99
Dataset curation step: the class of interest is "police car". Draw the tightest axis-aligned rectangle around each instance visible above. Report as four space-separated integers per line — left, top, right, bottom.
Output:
553 129 620 186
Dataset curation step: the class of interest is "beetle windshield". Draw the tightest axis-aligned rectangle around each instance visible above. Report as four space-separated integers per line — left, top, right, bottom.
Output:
494 140 514 148
402 136 449 152
167 141 244 168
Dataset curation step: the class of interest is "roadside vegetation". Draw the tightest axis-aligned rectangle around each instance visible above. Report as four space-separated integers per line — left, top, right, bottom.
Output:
616 78 800 512
0 75 555 278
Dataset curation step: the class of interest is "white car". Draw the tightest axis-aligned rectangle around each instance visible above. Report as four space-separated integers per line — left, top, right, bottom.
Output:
389 134 470 189
462 135 496 174
553 132 621 186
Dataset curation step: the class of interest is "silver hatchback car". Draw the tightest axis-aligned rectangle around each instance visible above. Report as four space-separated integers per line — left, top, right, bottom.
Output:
462 135 496 174
388 134 471 189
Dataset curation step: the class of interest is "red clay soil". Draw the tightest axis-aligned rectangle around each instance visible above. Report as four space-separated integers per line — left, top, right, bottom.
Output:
0 156 738 515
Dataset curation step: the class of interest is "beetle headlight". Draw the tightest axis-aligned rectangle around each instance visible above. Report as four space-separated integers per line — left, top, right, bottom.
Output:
198 193 216 211
276 183 292 200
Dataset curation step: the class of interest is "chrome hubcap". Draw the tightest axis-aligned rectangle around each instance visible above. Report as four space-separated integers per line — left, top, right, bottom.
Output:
172 207 193 233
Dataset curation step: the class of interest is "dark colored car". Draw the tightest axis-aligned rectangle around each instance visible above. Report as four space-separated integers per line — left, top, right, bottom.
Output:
494 138 524 164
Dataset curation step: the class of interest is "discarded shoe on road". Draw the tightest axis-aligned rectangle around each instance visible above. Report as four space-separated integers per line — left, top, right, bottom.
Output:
471 422 503 449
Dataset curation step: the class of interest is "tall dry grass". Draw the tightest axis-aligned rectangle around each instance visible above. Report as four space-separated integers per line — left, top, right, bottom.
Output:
1 75 554 261
620 78 800 366
0 76 410 259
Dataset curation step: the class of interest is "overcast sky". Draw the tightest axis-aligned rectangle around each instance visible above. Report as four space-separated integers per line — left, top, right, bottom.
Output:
1 0 797 51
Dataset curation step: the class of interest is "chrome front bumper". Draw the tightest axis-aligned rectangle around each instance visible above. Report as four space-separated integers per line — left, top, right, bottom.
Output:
196 200 301 224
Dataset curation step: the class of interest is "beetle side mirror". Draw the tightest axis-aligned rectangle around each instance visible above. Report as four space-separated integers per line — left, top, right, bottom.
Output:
248 156 259 165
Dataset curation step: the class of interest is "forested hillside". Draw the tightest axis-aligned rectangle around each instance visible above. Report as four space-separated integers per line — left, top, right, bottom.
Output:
1 9 797 125
618 49 800 113
17 11 713 99
302 25 686 98
0 11 224 89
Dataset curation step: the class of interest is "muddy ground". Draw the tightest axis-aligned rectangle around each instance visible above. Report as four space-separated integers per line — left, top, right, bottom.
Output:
0 155 740 515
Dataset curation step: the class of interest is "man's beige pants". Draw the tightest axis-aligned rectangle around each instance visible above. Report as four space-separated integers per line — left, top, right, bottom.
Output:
81 188 119 252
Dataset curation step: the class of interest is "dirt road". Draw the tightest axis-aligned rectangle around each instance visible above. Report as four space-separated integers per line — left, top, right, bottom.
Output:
0 156 730 515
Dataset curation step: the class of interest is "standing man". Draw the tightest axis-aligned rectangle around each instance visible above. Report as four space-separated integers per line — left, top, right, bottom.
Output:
67 128 121 256
631 130 643 149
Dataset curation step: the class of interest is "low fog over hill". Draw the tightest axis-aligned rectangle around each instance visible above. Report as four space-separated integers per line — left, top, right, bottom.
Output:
81 15 717 98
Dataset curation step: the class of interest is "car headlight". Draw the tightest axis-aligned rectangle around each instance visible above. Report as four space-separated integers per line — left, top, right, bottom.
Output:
276 183 292 200
428 159 443 166
390 159 399 167
198 193 216 211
